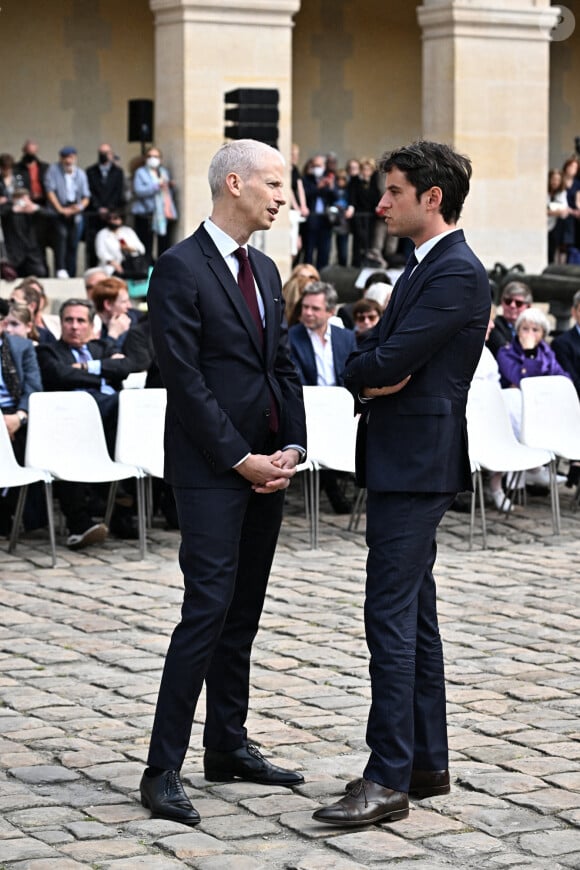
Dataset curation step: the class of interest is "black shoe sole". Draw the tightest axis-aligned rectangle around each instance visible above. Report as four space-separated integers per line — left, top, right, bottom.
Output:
140 794 200 827
410 784 450 799
313 806 409 826
204 768 304 786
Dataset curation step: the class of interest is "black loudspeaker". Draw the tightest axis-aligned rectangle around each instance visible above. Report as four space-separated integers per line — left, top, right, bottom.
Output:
128 100 154 143
224 89 279 148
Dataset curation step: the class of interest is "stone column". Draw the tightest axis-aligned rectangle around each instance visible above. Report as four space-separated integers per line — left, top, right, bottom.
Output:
149 0 301 274
416 1 560 272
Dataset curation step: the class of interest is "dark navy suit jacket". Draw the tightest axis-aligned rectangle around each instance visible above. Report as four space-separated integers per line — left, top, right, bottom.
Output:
288 322 357 387
147 224 306 488
344 229 490 493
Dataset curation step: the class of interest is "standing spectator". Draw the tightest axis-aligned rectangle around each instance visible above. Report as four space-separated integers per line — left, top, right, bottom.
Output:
290 143 308 264
302 154 338 269
348 158 382 267
15 140 48 205
131 146 177 259
0 154 27 204
85 143 126 268
44 147 90 278
332 169 354 267
0 186 49 277
547 168 570 263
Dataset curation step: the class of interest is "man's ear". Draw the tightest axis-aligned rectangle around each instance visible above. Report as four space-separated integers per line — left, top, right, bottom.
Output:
425 186 443 211
225 171 242 198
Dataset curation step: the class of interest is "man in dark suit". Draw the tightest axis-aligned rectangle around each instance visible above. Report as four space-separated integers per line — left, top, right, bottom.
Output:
85 144 125 267
288 281 357 387
313 141 490 827
140 139 307 827
36 298 135 547
552 289 580 397
289 280 357 513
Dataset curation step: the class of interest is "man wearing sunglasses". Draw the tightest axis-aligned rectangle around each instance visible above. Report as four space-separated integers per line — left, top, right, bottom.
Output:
487 281 532 358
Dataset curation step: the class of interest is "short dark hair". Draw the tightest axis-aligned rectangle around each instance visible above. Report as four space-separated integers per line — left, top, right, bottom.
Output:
379 140 472 224
59 298 95 323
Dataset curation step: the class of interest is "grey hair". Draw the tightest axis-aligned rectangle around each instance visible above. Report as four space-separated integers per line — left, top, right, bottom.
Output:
301 280 338 311
515 306 550 337
208 139 284 200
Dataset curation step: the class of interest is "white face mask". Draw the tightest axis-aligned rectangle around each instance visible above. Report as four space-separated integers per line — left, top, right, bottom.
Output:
311 165 324 179
146 156 160 169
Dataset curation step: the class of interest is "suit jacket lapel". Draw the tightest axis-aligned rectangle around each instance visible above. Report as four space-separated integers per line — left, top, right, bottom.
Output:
249 248 276 361
196 226 263 357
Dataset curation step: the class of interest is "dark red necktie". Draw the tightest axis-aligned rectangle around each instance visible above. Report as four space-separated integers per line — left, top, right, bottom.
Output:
234 247 263 342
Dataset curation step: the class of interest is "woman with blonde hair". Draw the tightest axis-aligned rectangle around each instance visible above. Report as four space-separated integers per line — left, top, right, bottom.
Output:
282 263 320 326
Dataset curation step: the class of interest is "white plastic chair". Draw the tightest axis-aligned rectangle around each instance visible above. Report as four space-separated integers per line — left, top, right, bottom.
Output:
115 388 167 528
466 379 556 541
0 412 56 566
122 371 148 390
520 375 580 528
302 386 360 548
25 391 146 558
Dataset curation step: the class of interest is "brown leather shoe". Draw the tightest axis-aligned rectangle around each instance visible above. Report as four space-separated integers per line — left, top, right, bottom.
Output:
345 768 450 800
313 778 409 827
409 768 450 798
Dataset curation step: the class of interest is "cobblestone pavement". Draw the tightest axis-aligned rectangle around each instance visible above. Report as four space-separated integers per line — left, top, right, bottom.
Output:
1 483 579 869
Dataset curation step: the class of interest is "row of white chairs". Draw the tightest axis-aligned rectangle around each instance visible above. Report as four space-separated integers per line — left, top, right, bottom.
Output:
3 378 577 562
1 389 167 565
467 375 580 546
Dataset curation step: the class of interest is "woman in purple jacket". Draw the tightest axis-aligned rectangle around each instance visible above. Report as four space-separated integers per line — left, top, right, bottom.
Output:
497 307 571 388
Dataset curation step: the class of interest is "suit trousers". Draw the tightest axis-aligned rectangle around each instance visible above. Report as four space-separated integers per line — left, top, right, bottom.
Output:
363 489 455 793
147 483 285 771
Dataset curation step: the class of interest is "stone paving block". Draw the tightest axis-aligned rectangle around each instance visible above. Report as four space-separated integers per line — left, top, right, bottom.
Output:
288 849 370 869
240 793 318 816
0 837 58 862
30 829 76 845
457 771 546 796
453 804 560 837
155 831 232 859
6 806 86 829
5 860 87 869
199 814 279 839
503 756 580 777
98 858 185 869
518 829 580 857
124 818 194 840
59 838 149 860
507 788 580 814
328 829 426 862
429 830 506 860
65 819 117 839
7 765 80 785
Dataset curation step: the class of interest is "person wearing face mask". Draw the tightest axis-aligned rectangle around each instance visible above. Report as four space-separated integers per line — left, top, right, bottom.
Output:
94 208 146 277
131 146 177 259
44 146 90 278
85 144 126 268
301 153 339 270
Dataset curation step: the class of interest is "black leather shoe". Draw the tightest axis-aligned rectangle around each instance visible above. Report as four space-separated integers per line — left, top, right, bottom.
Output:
204 742 304 786
345 768 450 800
140 769 200 826
313 778 409 827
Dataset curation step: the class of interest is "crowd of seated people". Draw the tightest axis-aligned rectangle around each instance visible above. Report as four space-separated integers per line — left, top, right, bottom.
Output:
2 138 580 546
0 138 177 279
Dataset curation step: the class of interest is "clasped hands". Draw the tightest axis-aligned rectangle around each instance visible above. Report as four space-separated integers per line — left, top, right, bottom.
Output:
236 448 301 494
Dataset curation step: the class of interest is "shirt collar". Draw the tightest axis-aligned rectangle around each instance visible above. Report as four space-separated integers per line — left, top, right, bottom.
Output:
414 227 458 264
306 323 332 342
204 217 244 259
